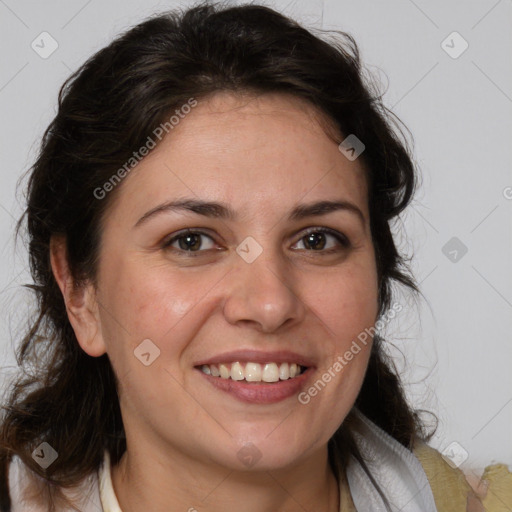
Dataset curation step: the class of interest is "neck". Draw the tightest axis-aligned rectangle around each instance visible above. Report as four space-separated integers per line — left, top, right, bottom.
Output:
111 439 340 512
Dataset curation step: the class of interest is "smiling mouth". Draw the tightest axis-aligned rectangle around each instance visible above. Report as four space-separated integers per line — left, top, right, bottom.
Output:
197 362 307 383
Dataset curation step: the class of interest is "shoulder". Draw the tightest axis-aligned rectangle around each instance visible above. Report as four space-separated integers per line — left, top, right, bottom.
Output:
412 440 512 512
412 441 477 511
4 454 102 512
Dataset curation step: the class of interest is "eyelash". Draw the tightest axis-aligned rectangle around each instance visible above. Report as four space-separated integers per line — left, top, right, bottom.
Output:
161 227 351 257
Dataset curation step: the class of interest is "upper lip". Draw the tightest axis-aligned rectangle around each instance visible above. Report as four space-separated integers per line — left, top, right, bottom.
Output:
194 349 316 368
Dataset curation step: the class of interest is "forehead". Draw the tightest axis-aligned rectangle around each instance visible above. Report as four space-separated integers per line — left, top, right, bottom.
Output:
106 91 369 226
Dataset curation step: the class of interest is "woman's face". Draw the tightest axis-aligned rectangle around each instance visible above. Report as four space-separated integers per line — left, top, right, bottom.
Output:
89 91 379 471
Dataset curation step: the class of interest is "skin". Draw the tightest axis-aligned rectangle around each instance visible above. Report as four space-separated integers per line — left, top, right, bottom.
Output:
50 91 380 512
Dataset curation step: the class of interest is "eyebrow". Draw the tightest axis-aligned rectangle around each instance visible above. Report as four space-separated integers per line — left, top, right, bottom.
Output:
133 198 366 228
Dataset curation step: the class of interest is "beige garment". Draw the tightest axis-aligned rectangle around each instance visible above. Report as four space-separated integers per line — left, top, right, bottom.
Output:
337 441 511 511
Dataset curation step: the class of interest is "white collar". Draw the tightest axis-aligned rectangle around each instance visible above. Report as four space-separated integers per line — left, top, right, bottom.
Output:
346 409 438 511
98 450 123 512
98 411 438 512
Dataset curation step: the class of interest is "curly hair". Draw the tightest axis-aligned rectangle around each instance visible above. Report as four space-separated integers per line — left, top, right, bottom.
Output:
0 2 434 510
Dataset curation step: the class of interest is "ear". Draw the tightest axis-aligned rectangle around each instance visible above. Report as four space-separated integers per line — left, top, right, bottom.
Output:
49 234 106 357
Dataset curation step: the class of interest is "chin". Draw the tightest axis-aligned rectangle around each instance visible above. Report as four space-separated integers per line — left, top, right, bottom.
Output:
209 430 324 472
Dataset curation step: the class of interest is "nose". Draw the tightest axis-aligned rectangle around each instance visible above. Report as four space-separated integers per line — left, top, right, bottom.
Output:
221 250 306 334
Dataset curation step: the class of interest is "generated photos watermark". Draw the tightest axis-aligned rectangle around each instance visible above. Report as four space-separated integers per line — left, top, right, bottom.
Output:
298 301 403 405
93 97 198 200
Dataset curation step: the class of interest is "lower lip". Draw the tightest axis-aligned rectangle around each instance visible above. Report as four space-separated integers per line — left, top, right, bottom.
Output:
197 368 313 404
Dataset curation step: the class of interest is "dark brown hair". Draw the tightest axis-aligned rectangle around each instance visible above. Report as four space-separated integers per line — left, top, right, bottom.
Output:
0 2 434 510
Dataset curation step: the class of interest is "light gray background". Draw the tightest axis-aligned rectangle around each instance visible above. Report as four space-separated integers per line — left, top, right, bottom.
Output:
0 0 511 477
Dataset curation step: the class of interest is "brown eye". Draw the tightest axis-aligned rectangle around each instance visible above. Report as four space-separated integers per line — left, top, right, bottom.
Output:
293 228 350 253
162 229 217 254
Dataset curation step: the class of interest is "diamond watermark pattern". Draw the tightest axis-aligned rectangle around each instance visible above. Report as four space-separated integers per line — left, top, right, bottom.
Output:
442 236 468 263
31 442 58 469
441 31 469 59
236 442 262 467
134 338 161 366
441 441 469 469
31 32 59 59
338 134 365 161
236 236 263 263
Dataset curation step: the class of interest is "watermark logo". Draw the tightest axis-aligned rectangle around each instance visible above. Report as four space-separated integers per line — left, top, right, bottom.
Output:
298 302 402 405
441 441 469 468
442 236 468 263
237 442 262 467
441 32 469 59
236 236 263 263
338 134 365 161
134 339 161 366
93 98 198 200
31 32 58 59
32 442 59 469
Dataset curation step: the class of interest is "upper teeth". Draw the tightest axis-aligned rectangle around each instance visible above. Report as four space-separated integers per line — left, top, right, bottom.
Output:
200 362 304 382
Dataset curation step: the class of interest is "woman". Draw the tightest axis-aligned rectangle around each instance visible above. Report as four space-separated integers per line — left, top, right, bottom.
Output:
0 2 507 511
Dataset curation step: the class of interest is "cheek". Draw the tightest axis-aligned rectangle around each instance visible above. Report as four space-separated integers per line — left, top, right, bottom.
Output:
307 267 379 343
299 269 377 429
98 258 223 366
97 264 214 413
